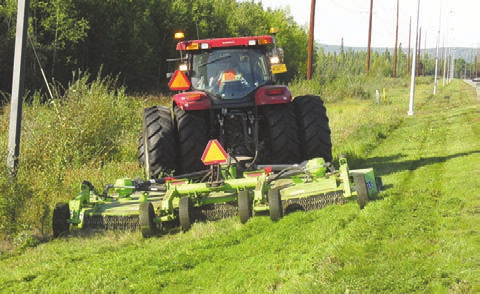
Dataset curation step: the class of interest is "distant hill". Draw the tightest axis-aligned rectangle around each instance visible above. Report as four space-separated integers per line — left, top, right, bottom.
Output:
318 44 478 62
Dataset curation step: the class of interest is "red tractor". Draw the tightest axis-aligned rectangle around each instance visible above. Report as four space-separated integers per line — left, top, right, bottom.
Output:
139 29 332 178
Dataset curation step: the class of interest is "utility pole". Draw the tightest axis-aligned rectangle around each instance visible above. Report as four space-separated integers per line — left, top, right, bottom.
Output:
7 0 30 176
470 48 474 79
366 0 373 74
393 0 399 78
434 29 440 94
447 48 451 84
475 48 480 77
408 0 420 116
434 8 441 95
417 27 421 76
442 42 446 86
307 0 316 80
407 16 411 74
423 31 427 76
450 48 455 81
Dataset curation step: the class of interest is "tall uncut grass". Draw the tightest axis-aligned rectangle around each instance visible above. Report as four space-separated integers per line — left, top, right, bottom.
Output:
0 72 145 240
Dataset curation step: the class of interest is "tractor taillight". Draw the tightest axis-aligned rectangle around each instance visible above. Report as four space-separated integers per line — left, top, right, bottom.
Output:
185 93 202 101
268 88 284 95
255 85 292 105
174 91 211 110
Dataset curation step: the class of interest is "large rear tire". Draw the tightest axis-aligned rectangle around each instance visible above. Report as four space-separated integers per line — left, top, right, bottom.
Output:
260 103 301 164
174 106 210 174
139 106 177 179
294 95 332 163
52 202 70 238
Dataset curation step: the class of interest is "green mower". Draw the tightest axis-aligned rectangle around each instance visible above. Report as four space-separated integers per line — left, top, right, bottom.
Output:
52 140 382 238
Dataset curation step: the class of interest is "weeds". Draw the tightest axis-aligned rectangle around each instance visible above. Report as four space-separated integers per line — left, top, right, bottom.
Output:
0 71 144 240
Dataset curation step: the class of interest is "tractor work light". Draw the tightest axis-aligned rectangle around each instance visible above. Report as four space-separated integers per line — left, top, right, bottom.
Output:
270 56 280 64
248 40 257 46
179 64 188 71
175 32 184 39
201 43 209 49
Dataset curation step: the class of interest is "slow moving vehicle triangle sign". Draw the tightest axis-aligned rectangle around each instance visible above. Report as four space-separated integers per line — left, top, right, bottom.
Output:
168 70 191 91
201 140 229 165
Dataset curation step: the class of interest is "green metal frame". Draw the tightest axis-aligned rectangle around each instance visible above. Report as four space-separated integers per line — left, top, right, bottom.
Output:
56 156 382 236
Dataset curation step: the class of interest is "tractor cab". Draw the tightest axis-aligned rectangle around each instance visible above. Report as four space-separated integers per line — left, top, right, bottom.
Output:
168 29 287 104
190 48 269 99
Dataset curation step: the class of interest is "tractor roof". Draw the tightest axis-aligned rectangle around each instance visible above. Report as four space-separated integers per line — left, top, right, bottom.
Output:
176 35 273 51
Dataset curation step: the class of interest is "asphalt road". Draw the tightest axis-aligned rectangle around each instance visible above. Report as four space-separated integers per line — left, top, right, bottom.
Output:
463 79 480 99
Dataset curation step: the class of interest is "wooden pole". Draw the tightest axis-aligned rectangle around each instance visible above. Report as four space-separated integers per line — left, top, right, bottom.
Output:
366 0 373 74
393 0 399 78
307 0 316 80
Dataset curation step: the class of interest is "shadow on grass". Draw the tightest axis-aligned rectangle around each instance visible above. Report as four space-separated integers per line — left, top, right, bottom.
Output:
342 150 480 178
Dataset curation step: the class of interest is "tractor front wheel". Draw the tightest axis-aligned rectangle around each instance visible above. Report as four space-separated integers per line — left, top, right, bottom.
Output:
52 202 70 238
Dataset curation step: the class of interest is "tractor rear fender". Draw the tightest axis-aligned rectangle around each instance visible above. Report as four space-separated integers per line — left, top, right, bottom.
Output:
174 91 211 110
255 85 292 105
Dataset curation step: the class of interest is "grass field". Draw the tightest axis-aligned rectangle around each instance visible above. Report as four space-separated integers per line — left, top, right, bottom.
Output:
0 79 478 293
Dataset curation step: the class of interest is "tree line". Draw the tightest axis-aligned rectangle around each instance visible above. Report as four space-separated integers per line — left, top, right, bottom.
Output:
0 0 309 96
1 0 477 98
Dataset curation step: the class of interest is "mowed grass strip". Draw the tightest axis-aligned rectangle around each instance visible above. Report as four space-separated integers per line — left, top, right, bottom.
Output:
315 80 479 292
0 81 478 293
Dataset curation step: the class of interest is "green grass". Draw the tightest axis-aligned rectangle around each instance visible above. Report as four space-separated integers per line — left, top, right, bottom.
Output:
0 79 478 292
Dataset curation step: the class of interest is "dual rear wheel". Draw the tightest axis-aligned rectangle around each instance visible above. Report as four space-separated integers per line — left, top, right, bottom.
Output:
139 96 332 179
139 106 209 179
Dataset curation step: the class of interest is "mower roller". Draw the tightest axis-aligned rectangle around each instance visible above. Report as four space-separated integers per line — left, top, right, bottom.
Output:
52 148 382 238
